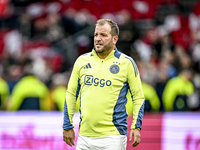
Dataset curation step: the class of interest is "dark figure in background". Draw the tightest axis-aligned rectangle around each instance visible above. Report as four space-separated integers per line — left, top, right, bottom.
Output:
116 9 140 56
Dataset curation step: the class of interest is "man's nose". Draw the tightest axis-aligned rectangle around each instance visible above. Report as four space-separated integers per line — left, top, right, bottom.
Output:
95 35 101 41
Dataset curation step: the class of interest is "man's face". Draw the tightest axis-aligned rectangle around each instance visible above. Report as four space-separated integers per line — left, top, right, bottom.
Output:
94 23 117 54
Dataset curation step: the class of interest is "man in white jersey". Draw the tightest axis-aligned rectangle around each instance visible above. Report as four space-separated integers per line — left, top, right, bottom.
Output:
63 19 145 150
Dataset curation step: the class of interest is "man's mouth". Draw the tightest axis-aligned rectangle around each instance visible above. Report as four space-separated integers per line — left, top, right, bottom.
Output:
95 44 101 48
96 42 103 45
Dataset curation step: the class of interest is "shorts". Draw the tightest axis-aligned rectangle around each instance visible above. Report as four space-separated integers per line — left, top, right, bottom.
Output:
76 134 127 150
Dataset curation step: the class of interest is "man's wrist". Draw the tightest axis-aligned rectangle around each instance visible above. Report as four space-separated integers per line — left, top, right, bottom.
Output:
131 127 141 131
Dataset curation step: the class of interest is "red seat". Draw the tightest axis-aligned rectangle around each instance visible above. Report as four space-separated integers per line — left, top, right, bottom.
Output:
128 0 162 20
193 2 200 15
0 29 10 56
22 40 50 52
170 15 191 50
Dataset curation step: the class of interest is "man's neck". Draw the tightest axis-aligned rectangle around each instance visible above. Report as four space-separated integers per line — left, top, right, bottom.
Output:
96 49 114 59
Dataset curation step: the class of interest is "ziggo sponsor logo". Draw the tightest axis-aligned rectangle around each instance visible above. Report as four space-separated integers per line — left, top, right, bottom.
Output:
84 75 112 87
0 124 68 149
185 134 200 150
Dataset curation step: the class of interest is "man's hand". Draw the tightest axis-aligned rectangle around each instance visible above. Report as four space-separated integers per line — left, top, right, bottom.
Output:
63 129 75 147
129 128 141 147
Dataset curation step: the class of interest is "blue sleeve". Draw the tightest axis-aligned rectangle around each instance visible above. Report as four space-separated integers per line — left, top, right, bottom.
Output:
63 100 74 130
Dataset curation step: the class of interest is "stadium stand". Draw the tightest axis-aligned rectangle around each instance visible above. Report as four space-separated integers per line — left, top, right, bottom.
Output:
0 0 199 112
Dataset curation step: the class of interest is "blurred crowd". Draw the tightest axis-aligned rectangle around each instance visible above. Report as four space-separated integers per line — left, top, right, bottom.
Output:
0 0 200 112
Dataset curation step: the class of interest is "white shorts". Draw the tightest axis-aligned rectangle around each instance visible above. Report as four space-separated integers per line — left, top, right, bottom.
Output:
76 134 127 150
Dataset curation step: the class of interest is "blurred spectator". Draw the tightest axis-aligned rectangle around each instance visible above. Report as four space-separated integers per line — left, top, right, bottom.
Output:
73 9 96 55
189 1 200 42
133 35 153 63
189 31 200 73
187 73 200 111
50 72 80 111
74 9 96 29
4 29 22 58
160 49 178 78
50 73 68 111
46 12 65 44
7 58 52 111
172 45 192 73
126 81 160 116
142 81 160 112
155 51 178 111
164 13 191 51
162 68 194 111
26 2 44 19
116 9 140 56
0 77 9 110
138 59 158 87
18 12 32 40
31 57 53 84
7 74 51 111
0 51 23 93
5 64 23 93
61 8 82 35
31 16 48 40
152 26 175 59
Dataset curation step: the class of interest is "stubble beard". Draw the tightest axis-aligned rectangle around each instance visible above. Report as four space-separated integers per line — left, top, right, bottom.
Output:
95 39 113 55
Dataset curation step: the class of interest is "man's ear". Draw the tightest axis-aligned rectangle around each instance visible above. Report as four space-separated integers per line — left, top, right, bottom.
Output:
113 36 118 45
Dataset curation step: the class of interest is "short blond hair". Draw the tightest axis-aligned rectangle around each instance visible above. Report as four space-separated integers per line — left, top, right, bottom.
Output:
96 19 119 36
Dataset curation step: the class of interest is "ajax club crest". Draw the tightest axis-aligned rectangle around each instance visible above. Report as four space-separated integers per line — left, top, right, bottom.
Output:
110 63 120 74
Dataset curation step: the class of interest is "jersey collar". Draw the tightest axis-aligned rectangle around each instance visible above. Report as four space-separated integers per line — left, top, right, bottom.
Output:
91 47 121 60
